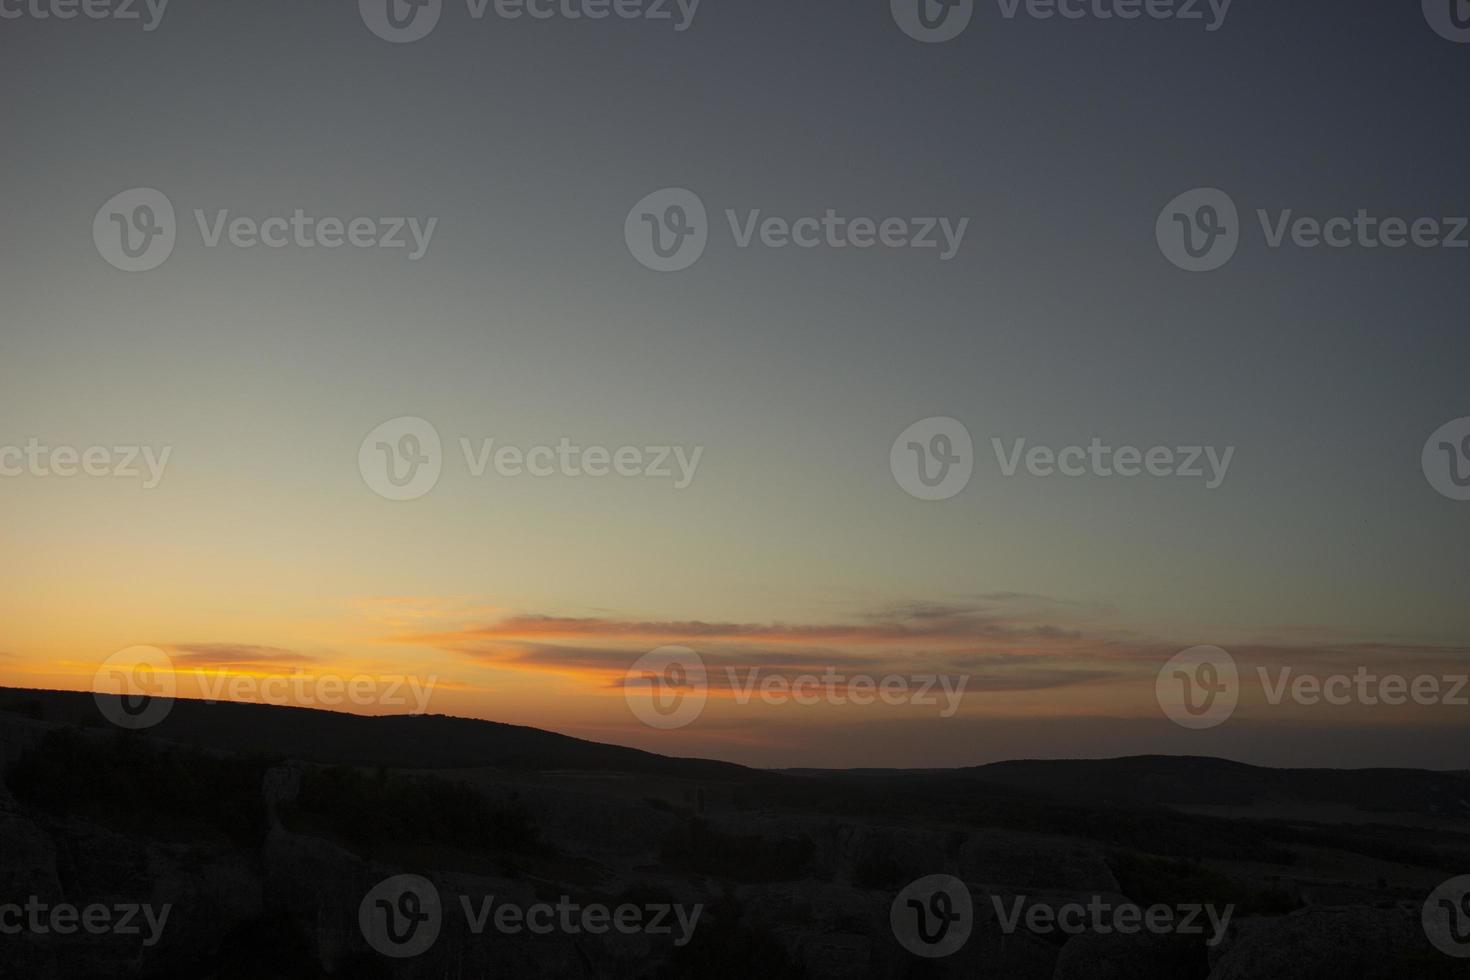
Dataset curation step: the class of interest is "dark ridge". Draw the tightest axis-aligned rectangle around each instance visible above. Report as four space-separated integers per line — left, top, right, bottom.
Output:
0 686 752 781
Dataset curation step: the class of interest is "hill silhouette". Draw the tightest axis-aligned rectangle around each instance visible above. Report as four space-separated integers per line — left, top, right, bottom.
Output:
1 686 1467 978
0 686 749 779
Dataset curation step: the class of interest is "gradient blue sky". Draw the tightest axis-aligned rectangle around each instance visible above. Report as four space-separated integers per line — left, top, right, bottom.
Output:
2 0 1468 767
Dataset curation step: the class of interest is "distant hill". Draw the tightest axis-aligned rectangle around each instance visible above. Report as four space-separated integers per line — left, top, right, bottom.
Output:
783 755 1470 822
0 686 750 780
3 685 1469 978
959 755 1470 818
2 686 1467 821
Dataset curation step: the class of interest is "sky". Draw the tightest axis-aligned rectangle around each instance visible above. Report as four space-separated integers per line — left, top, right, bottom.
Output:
2 0 1468 769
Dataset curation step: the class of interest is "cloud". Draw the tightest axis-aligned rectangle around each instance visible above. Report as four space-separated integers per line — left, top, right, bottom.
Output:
164 643 320 671
373 594 1470 707
405 596 1098 649
391 595 1139 698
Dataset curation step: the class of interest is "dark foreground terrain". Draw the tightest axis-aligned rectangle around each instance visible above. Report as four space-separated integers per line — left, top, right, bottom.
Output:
0 687 1466 978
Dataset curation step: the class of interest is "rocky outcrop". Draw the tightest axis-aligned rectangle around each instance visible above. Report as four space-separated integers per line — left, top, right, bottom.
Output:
958 831 1118 894
0 811 260 979
1206 907 1458 980
1053 930 1210 979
